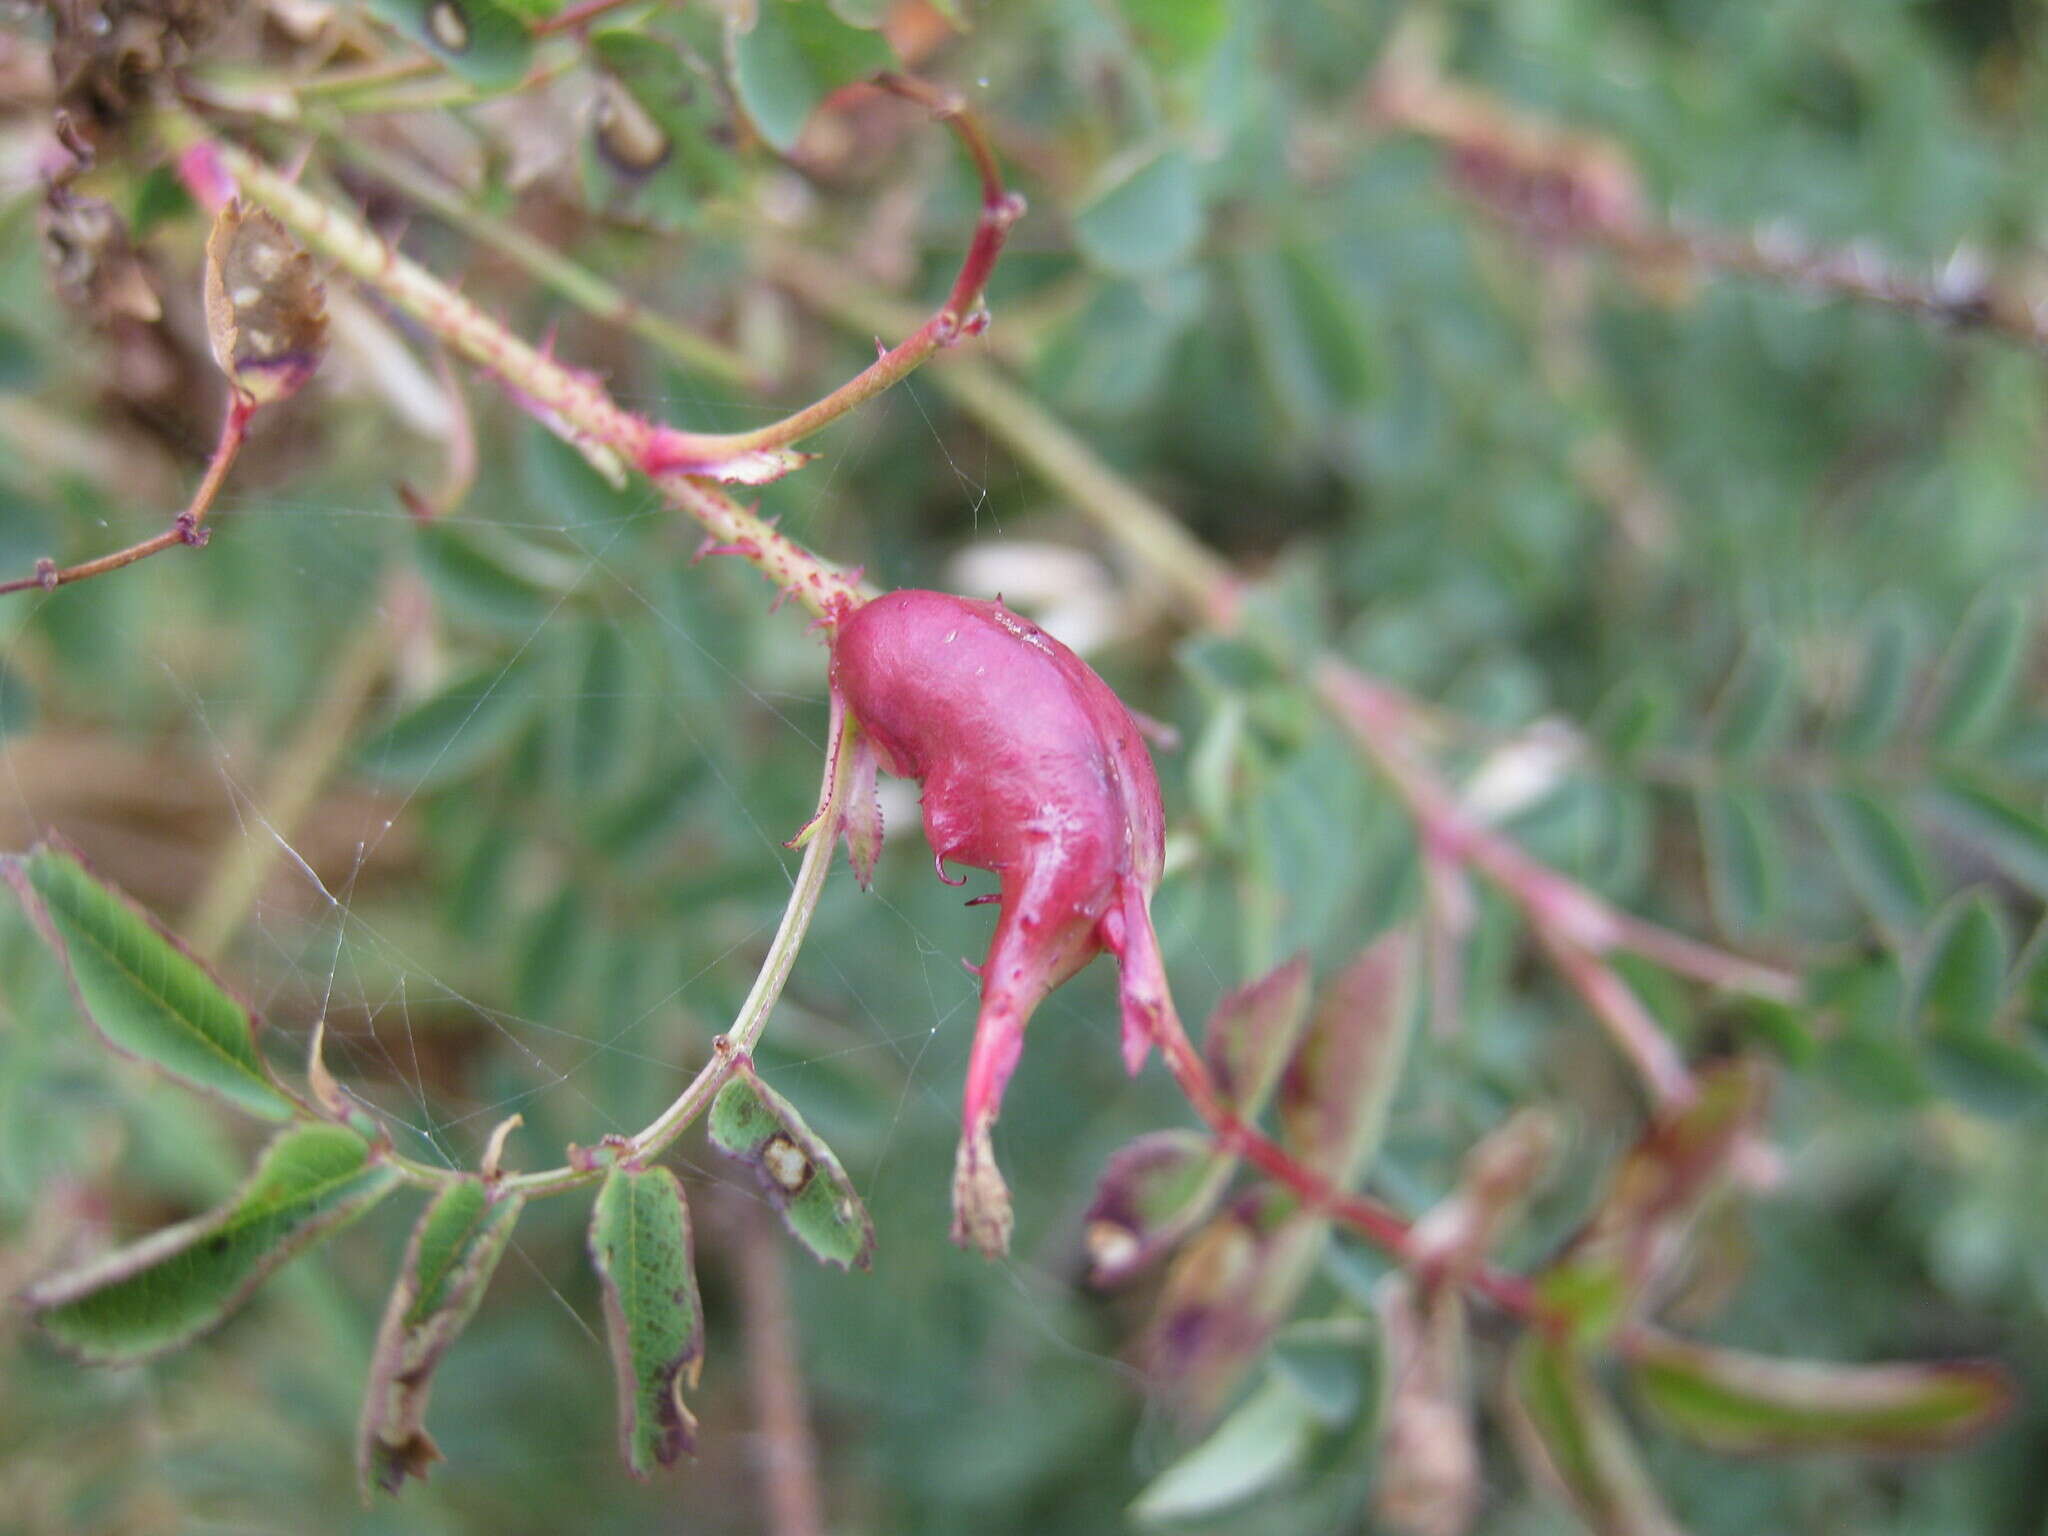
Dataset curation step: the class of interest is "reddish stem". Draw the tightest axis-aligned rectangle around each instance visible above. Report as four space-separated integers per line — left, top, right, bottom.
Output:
1146 992 1546 1321
0 399 250 598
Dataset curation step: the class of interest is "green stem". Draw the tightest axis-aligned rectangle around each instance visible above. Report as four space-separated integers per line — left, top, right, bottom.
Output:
495 705 852 1199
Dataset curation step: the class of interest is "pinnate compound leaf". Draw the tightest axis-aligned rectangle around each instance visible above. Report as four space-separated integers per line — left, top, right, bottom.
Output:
1507 1335 1685 1536
708 1069 875 1271
26 1124 399 1364
1129 1374 1319 1524
362 0 533 89
588 1164 705 1477
1629 1332 2011 1455
6 842 296 1120
358 1180 525 1496
1929 592 2027 750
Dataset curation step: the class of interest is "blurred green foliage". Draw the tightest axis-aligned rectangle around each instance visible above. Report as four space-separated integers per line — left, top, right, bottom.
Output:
3 0 2048 1532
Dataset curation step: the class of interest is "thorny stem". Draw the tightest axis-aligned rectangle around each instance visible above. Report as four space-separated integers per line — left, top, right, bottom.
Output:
1363 50 2048 355
161 115 868 619
0 397 249 598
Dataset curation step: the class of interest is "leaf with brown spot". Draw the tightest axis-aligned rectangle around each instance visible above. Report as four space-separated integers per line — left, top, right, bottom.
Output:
708 1066 874 1271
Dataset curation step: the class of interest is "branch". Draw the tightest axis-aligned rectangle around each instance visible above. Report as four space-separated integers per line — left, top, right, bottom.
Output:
1363 49 2048 354
0 397 248 598
729 1194 828 1536
162 116 869 620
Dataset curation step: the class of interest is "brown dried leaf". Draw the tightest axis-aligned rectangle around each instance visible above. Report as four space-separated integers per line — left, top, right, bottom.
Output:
203 201 328 406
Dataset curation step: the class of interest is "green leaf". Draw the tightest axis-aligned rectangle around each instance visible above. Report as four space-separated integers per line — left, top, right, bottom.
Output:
0 654 33 737
1836 601 1918 755
1268 1315 1376 1428
1629 1332 2011 1455
1508 1336 1685 1536
1912 891 2007 1040
1710 636 1795 761
1072 148 1205 276
1231 244 1375 436
7 843 295 1120
1129 1375 1318 1523
362 0 533 89
1929 592 2027 749
1117 0 1232 74
1697 788 1778 934
727 1 896 154
26 1124 400 1364
1920 1031 2048 1119
358 1180 525 1495
588 1164 706 1477
1811 789 1931 936
413 523 556 632
1925 782 2048 898
567 622 634 794
355 658 543 790
707 1068 876 1270
1591 673 1674 763
587 30 740 222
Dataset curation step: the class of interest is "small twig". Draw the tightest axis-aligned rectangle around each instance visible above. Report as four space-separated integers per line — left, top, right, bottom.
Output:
1145 992 1547 1321
729 1195 828 1536
0 399 249 599
1364 50 2048 354
166 118 869 620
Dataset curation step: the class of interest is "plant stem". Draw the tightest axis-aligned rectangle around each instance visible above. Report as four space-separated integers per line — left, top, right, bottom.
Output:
163 116 868 620
0 398 248 598
493 704 852 1199
1144 987 1546 1321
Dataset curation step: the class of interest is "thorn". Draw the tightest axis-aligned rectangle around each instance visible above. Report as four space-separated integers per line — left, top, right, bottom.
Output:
934 851 966 886
964 892 999 907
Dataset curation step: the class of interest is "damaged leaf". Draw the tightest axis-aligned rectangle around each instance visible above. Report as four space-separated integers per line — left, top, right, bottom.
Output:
358 1179 525 1495
203 201 328 407
27 1123 400 1364
708 1066 875 1270
588 1163 705 1477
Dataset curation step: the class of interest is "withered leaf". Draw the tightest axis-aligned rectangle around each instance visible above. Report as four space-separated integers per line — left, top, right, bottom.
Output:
203 201 328 407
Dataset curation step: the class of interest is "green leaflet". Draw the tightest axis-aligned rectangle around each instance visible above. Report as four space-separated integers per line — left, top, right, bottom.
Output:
7 843 296 1120
27 1124 400 1364
708 1069 875 1270
1509 1335 1685 1536
1073 148 1205 276
360 0 534 90
727 2 896 154
588 1164 705 1477
1629 1332 2010 1455
358 1179 525 1496
1129 1374 1319 1524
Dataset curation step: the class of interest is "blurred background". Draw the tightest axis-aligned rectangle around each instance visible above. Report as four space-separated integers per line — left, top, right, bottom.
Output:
2 0 2047 1531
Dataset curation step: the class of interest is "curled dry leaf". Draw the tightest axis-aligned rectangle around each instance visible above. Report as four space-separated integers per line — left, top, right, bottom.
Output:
42 186 161 324
203 201 329 407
